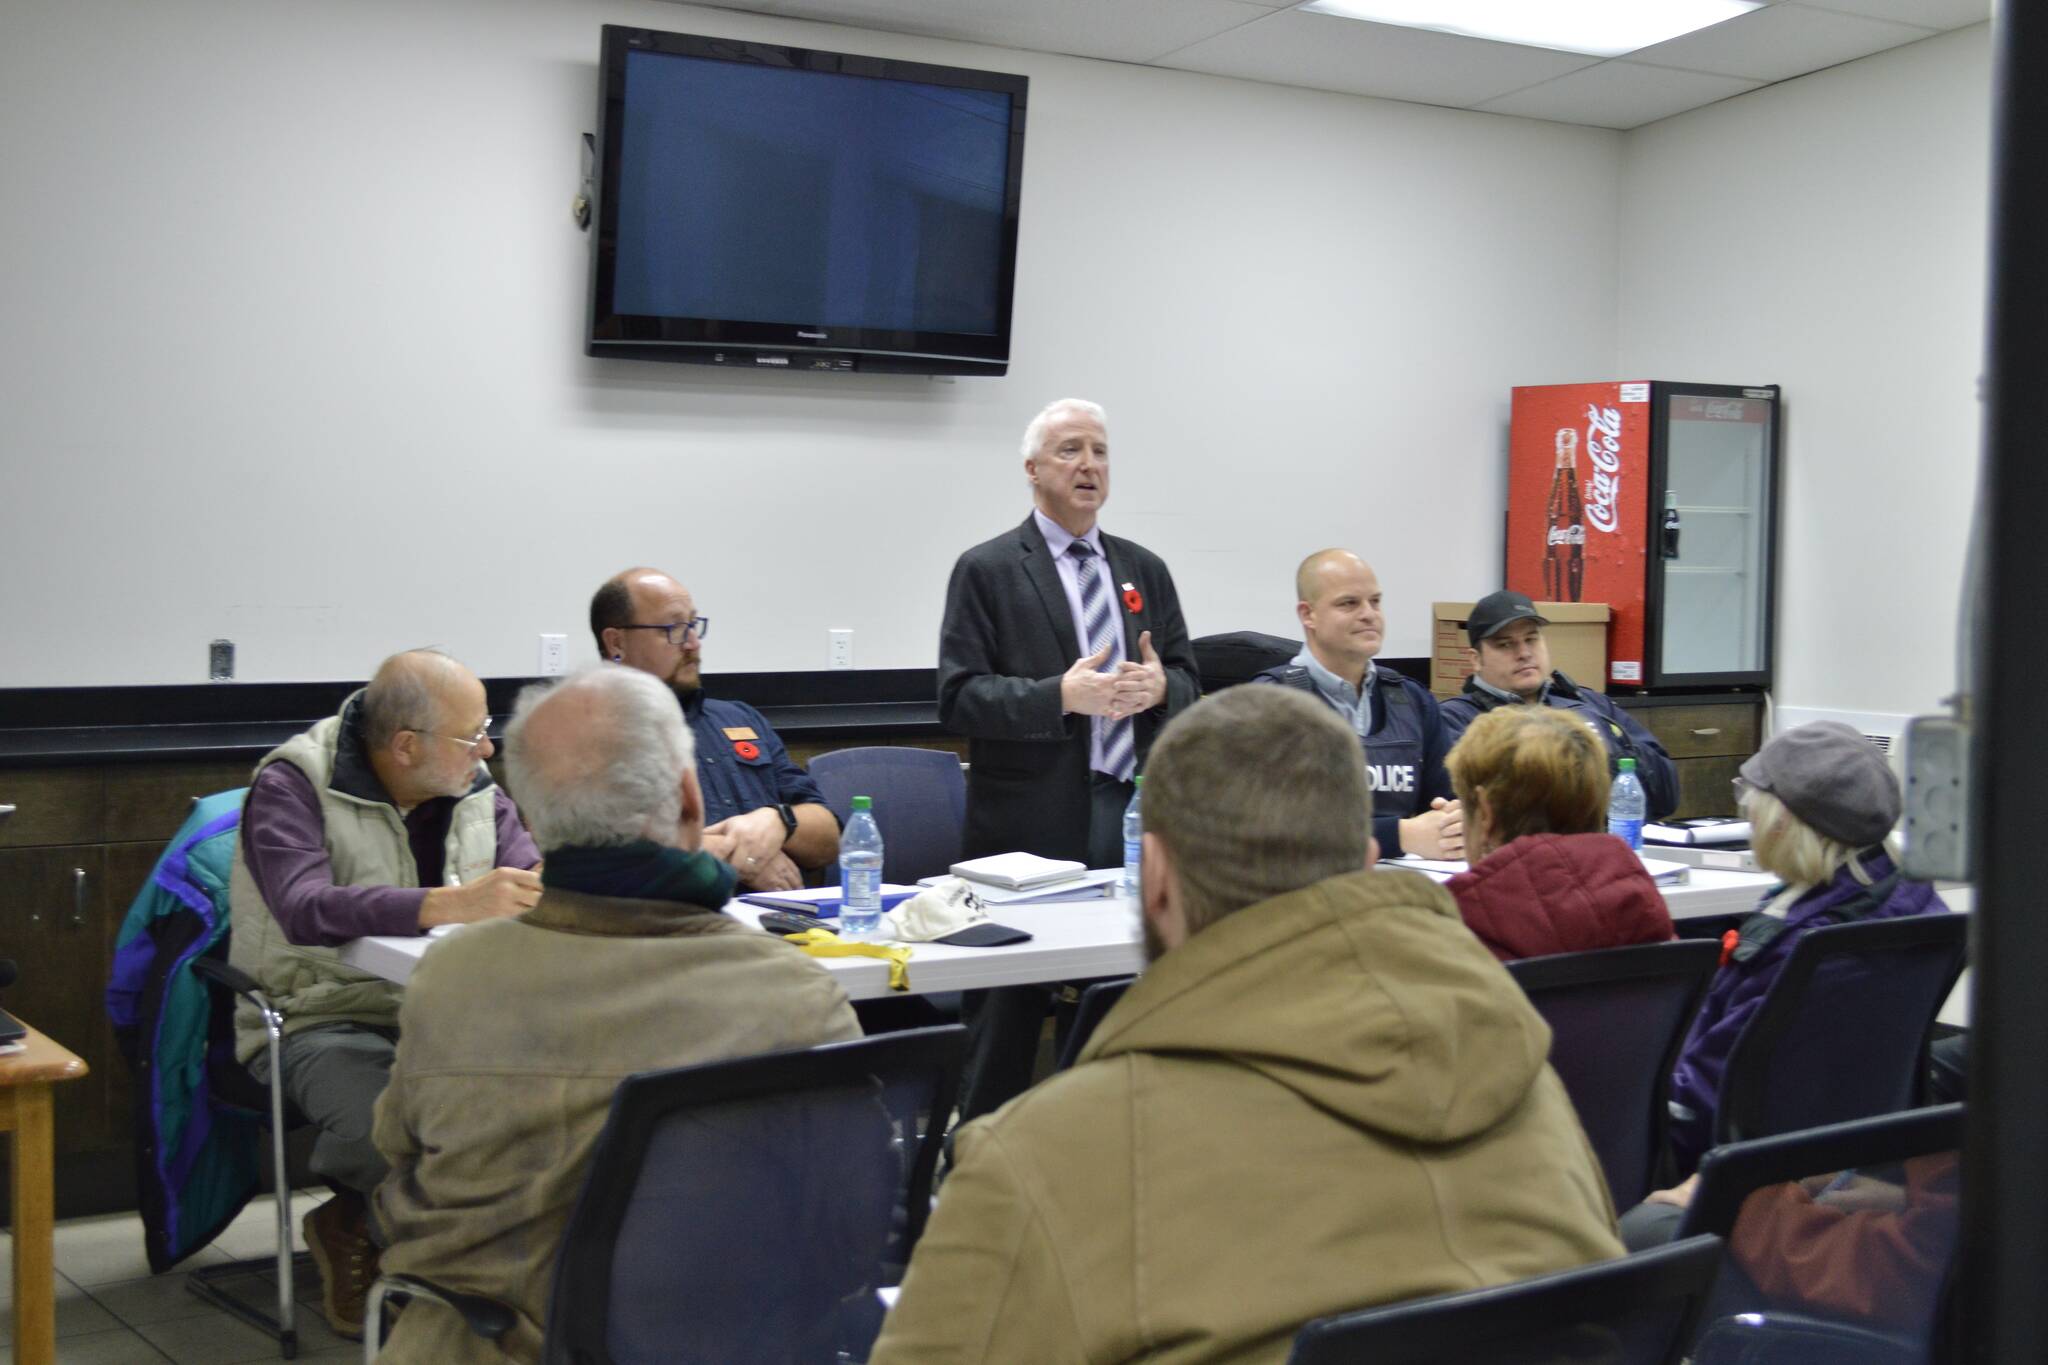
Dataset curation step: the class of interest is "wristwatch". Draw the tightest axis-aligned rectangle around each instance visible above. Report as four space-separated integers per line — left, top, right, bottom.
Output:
774 802 799 840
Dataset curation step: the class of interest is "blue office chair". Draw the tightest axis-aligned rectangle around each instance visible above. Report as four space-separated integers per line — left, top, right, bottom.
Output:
1509 939 1722 1206
366 1025 967 1365
1288 1236 1724 1365
1680 1104 1963 1364
1715 914 1967 1147
808 747 967 884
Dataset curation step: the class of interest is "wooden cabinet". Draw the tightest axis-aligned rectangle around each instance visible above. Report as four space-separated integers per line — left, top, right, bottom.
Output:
1619 697 1763 820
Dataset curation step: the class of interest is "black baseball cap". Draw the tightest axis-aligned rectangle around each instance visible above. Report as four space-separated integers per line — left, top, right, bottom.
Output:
1466 591 1549 646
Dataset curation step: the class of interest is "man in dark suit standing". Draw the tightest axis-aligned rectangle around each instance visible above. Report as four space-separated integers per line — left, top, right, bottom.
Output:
938 397 1200 1116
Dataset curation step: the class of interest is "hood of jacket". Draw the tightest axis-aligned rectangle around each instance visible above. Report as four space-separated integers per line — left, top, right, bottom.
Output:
1083 867 1552 1147
1449 832 1676 961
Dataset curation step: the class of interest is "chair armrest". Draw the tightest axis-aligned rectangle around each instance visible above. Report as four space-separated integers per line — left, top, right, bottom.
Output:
1692 1310 1921 1365
366 1273 518 1350
189 955 266 1002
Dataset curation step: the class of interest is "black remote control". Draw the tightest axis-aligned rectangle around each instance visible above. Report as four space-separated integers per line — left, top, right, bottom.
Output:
759 910 832 936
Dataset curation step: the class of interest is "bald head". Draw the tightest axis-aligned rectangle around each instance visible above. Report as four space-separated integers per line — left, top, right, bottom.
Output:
1293 549 1385 683
591 567 703 694
504 666 702 854
361 649 479 751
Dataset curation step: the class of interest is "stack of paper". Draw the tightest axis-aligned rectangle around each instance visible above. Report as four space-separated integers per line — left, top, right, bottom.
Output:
1644 819 1751 847
920 869 1122 905
950 852 1090 891
1637 854 1692 886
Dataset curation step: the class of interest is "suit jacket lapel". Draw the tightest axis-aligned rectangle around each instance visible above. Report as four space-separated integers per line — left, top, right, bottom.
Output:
1102 534 1141 658
1016 516 1080 660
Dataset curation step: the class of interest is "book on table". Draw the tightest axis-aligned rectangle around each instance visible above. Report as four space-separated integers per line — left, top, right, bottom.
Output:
949 852 1090 891
1644 818 1751 846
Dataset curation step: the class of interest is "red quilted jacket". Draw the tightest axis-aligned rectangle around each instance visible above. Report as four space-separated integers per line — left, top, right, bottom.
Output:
1447 832 1675 961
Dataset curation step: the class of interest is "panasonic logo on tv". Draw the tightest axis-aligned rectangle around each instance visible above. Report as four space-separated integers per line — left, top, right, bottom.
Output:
797 330 828 340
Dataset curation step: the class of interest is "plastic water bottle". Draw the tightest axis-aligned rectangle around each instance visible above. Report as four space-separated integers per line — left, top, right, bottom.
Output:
1608 758 1647 851
839 796 885 940
1120 777 1144 898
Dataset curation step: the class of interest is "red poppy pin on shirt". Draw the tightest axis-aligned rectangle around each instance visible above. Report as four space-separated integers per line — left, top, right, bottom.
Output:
1121 583 1143 613
733 740 761 760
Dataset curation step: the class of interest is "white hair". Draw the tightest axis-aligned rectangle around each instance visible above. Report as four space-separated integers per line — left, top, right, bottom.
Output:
503 665 696 853
1020 397 1107 461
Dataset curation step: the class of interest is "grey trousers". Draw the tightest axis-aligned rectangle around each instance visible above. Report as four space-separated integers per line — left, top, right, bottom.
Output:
251 1021 398 1197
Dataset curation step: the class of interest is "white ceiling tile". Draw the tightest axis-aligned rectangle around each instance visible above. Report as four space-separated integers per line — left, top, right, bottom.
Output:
1476 60 1763 129
1628 3 1937 81
747 0 1277 65
1794 0 1989 30
1156 10 1596 109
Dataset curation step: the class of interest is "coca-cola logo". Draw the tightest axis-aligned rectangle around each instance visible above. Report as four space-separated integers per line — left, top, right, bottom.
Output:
1546 525 1585 545
1583 405 1622 534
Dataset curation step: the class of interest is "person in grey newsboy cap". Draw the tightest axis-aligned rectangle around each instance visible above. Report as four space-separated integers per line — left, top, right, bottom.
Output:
1738 720 1902 848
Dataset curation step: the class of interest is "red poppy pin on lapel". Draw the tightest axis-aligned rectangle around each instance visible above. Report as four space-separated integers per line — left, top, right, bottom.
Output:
733 740 761 760
1121 583 1143 613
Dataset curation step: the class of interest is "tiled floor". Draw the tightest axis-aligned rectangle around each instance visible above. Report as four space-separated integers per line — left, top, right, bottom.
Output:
1 1191 361 1364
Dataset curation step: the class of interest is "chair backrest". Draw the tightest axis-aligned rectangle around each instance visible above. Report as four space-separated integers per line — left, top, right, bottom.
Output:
1717 914 1966 1146
1288 1236 1725 1365
543 1025 966 1365
1509 939 1722 1206
1054 976 1137 1071
807 747 967 884
1680 1104 1963 1357
1190 631 1301 692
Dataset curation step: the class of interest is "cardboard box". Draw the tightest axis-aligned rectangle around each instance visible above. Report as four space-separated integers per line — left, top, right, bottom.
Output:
1430 601 1612 700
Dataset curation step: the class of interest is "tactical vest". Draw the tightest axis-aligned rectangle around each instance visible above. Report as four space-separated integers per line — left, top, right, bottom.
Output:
1264 666 1428 821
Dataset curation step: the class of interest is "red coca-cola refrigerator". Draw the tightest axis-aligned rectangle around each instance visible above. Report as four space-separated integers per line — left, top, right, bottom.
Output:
1506 381 1781 691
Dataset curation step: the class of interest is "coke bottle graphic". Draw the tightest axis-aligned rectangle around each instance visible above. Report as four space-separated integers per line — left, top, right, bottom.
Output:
1543 427 1585 601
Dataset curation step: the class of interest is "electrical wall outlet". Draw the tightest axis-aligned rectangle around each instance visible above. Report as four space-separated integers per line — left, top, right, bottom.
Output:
208 639 235 681
538 633 568 677
829 629 854 670
1902 714 1970 881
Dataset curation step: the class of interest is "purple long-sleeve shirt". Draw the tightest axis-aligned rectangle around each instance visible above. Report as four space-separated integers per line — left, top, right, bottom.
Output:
241 762 540 946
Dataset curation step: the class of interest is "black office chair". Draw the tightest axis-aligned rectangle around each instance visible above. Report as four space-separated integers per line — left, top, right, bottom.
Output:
367 1025 967 1365
1053 975 1135 1071
1190 630 1300 693
808 747 967 884
1715 914 1967 1147
1680 1104 1963 1363
1288 1236 1724 1365
186 953 314 1359
1509 939 1721 1206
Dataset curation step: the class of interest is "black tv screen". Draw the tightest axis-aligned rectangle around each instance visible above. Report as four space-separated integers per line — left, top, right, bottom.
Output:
588 27 1028 376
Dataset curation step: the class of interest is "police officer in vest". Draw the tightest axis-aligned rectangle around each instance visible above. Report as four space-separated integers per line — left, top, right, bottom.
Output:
1440 590 1680 820
1253 549 1462 858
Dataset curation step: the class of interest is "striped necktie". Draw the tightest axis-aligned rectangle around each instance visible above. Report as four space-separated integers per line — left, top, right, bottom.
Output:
1069 541 1134 781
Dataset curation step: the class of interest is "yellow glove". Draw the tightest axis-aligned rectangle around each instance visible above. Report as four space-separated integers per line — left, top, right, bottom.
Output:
782 928 913 992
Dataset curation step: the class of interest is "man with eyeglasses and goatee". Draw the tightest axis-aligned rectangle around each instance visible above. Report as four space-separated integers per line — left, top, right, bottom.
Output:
590 567 839 893
228 648 542 1339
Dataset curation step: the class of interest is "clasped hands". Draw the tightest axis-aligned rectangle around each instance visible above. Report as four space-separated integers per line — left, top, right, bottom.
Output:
703 806 802 891
1061 631 1167 720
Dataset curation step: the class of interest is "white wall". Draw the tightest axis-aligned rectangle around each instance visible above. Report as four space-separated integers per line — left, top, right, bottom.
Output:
0 0 1621 687
1616 24 1990 721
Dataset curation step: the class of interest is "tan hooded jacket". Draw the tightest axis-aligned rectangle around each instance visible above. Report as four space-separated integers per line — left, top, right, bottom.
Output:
871 867 1623 1365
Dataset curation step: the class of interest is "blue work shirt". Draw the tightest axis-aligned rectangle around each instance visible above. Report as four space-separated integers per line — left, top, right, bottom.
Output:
679 690 827 827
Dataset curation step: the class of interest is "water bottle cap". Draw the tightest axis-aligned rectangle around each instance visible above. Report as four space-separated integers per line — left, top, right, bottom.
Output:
1617 758 1636 773
851 795 873 811
1133 775 1143 787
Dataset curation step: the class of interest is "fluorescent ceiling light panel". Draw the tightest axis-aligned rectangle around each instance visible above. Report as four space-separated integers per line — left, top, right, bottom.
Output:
1298 0 1765 58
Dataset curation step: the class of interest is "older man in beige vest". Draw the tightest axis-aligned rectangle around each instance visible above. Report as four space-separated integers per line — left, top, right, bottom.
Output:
229 649 541 1338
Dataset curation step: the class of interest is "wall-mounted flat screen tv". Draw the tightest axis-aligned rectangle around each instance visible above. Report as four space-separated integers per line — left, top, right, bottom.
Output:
587 26 1028 376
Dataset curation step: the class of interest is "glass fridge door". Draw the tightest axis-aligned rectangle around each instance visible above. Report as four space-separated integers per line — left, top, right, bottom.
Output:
1655 389 1775 684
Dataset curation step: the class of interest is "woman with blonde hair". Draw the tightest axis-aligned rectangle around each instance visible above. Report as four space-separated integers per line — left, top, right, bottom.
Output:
1664 721 1944 1173
1443 705 1674 960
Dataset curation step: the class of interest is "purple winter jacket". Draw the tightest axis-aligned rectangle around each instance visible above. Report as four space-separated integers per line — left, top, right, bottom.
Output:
1667 851 1944 1172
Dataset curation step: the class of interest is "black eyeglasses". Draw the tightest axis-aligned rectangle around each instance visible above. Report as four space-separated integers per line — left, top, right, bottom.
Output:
620 617 709 647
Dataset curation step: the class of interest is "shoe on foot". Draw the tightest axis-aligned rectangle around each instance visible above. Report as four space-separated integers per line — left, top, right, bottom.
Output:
303 1192 380 1340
